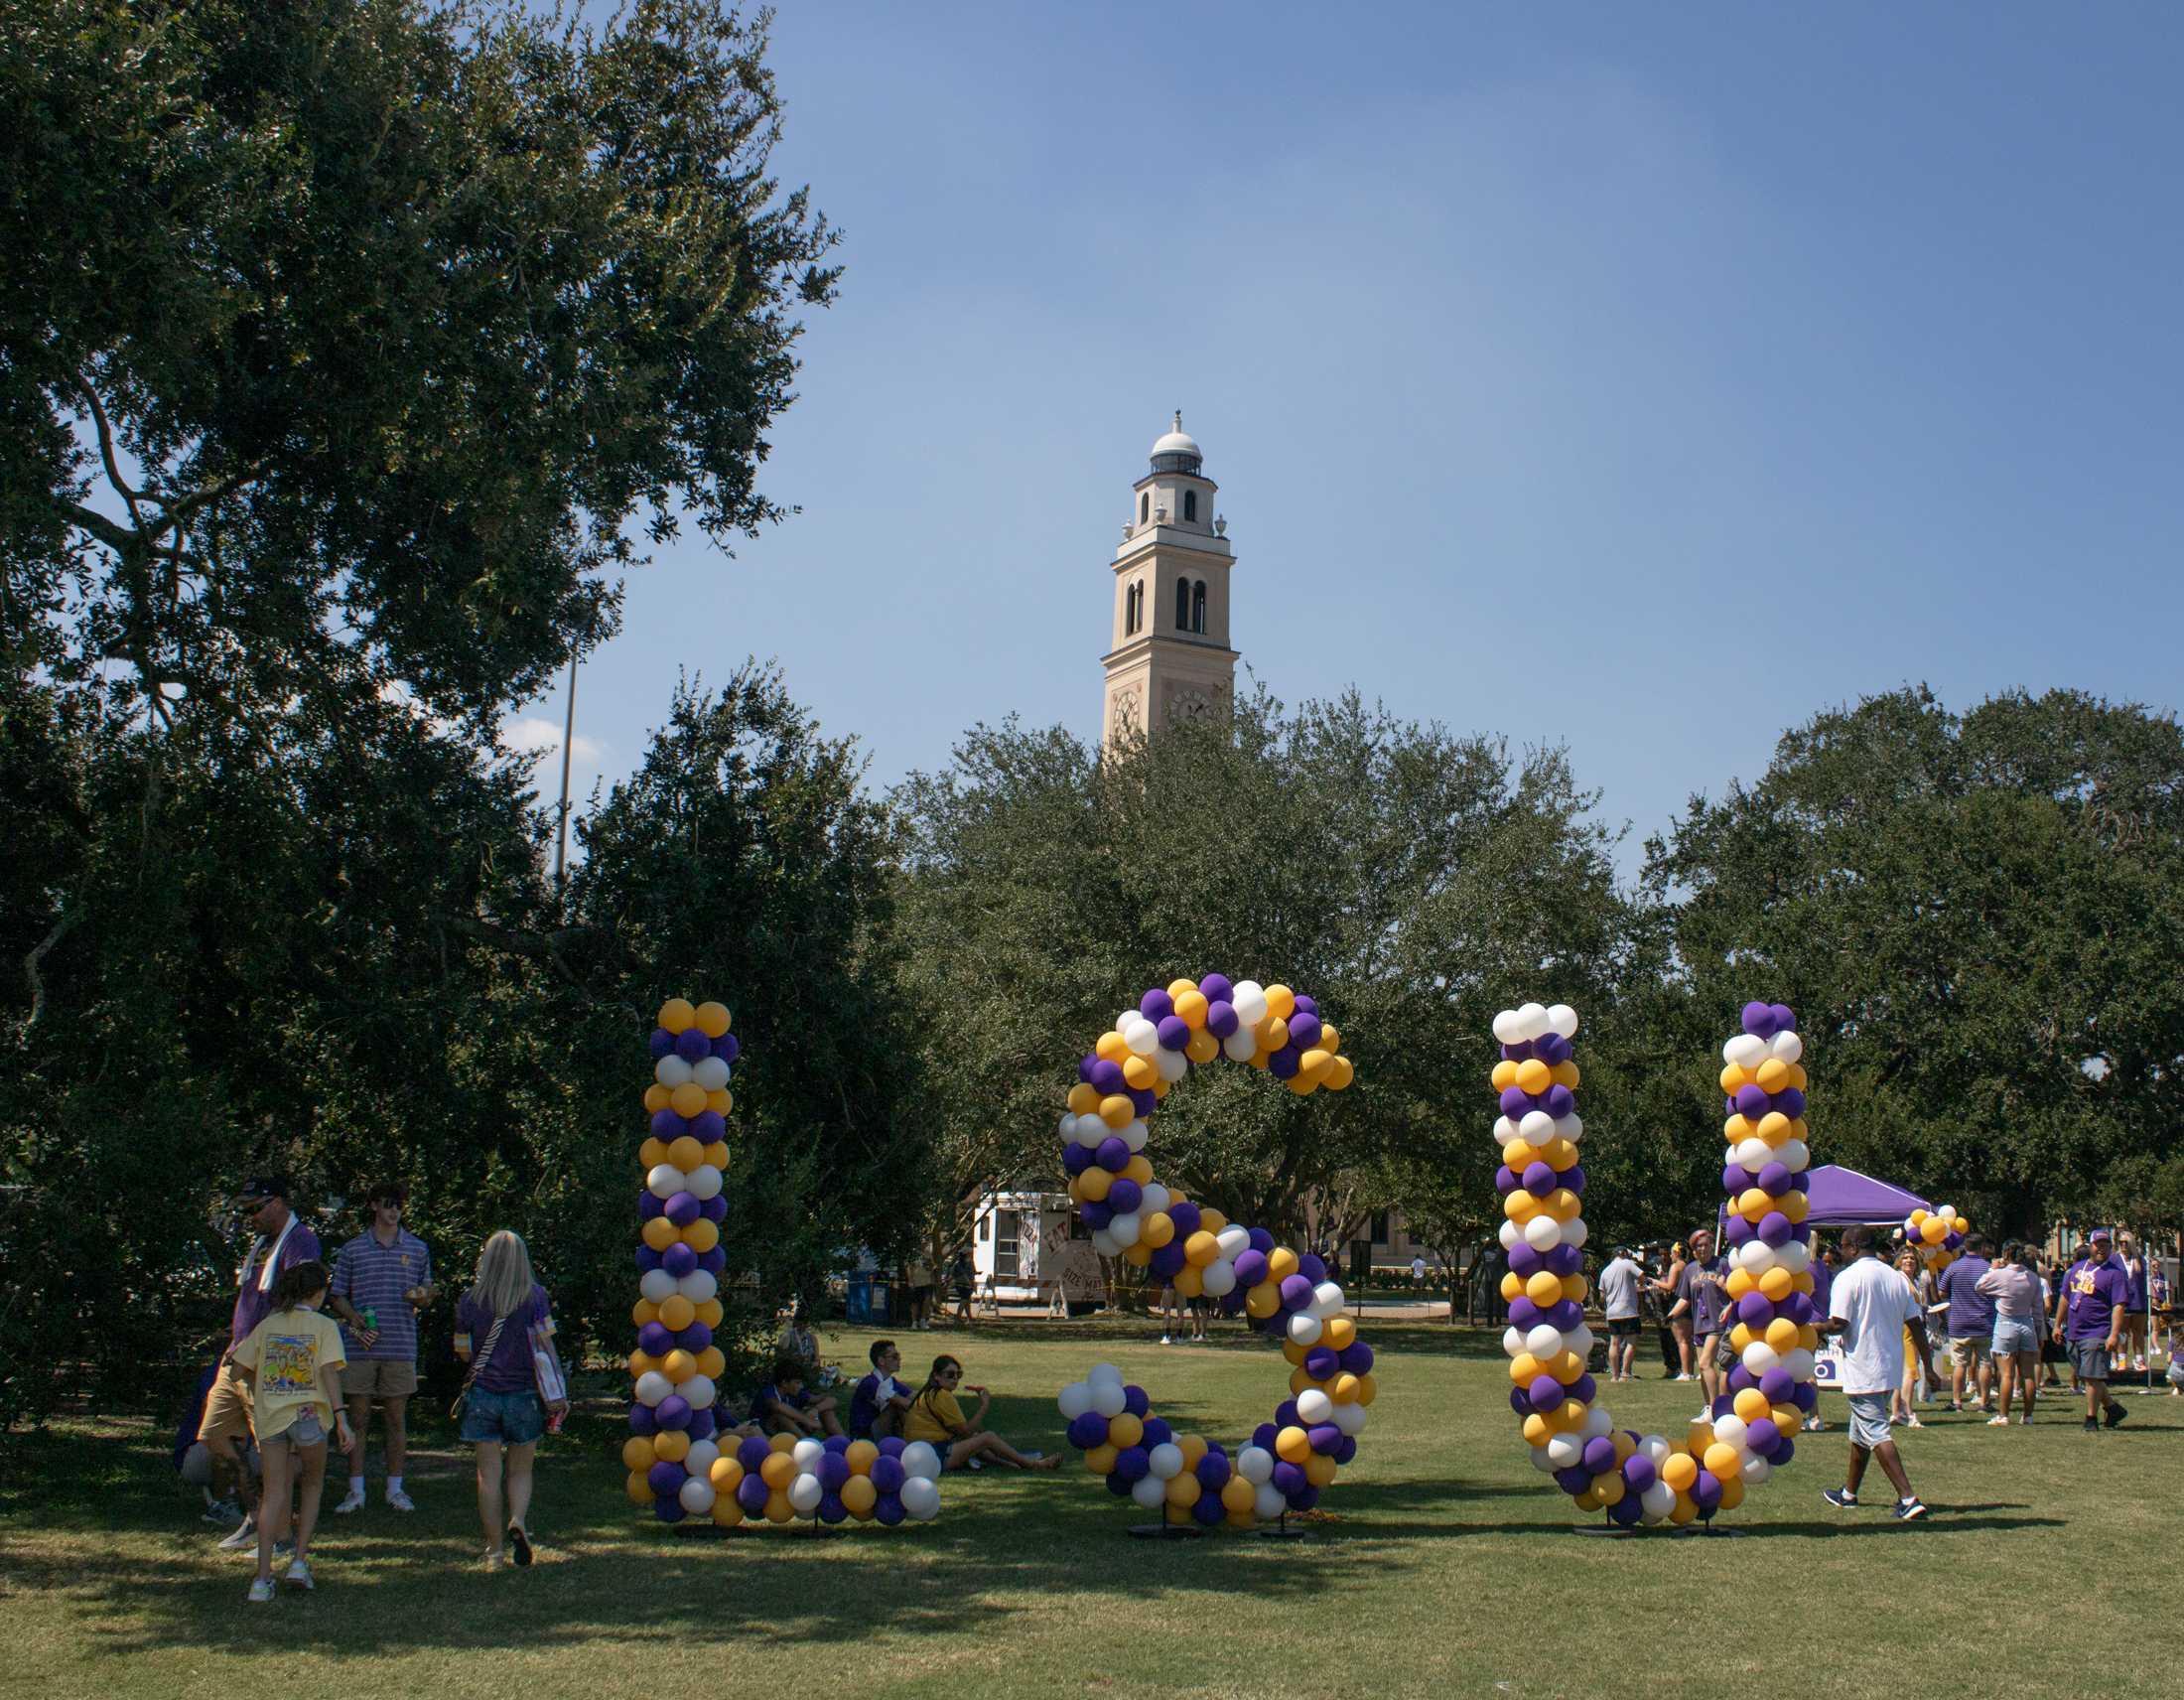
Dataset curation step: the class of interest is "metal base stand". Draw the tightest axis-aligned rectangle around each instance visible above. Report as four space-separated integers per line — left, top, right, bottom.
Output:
1253 1511 1312 1540
1127 1521 1202 1539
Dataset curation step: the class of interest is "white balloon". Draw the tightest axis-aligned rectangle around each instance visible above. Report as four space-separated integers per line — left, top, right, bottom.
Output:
1107 1212 1142 1248
1580 1405 1614 1441
653 1055 693 1088
1529 1444 1556 1473
647 1164 687 1200
678 1476 717 1513
1547 1003 1579 1039
1237 1445 1275 1485
1742 1342 1781 1375
1555 1113 1584 1143
1147 1443 1183 1481
1138 1184 1171 1217
1523 1214 1563 1251
1781 1347 1816 1381
1502 1327 1527 1358
1091 1379 1127 1419
1641 1434 1673 1466
1777 1139 1810 1173
691 1056 731 1091
638 1269 676 1303
792 1438 825 1472
1519 1109 1557 1143
1123 1020 1159 1057
1711 1414 1749 1450
1545 1433 1583 1468
1253 1483 1287 1520
1057 1381 1094 1420
1087 1362 1124 1388
1493 1116 1523 1146
1231 981 1268 1025
1222 1027 1258 1062
1296 1389 1333 1425
679 1374 716 1410
1562 1218 1589 1251
1768 1030 1803 1064
676 1269 718 1302
1308 1280 1345 1319
1154 1047 1188 1083
1564 1324 1595 1361
1121 1119 1149 1152
1201 1259 1237 1297
1072 1116 1106 1149
1733 1137 1772 1171
1492 1009 1523 1045
1216 1226 1252 1260
1937 1204 1957 1222
1724 1034 1768 1069
1525 1324 1565 1360
1639 1481 1675 1519
1090 1228 1120 1256
900 1476 941 1520
686 1163 723 1201
1330 1401 1367 1436
1498 1219 1523 1251
1515 1002 1550 1041
1740 1453 1770 1487
786 1473 823 1515
685 1438 721 1476
1287 1313 1323 1346
1059 1112 1080 1143
1777 1240 1812 1275
1131 1474 1167 1509
900 1441 942 1480
634 1370 670 1406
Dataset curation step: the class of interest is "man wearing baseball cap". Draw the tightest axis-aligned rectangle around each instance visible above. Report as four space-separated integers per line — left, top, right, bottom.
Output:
201 1176 322 1550
2053 1230 2129 1433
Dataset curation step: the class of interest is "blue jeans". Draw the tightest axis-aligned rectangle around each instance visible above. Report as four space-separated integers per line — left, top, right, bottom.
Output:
460 1385 545 1445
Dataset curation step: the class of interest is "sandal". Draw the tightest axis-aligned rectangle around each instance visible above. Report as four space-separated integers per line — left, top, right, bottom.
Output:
507 1523 533 1567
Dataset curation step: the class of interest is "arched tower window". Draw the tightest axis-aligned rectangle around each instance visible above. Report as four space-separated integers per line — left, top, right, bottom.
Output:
1174 577 1190 631
1139 493 1149 525
1191 579 1207 635
1125 581 1142 635
1183 490 1197 523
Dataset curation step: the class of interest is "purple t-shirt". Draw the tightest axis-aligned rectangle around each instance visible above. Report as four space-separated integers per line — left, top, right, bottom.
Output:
1677 1257 1727 1335
455 1284 552 1392
1809 1257 1835 1319
1937 1255 1994 1337
229 1218 323 1348
2062 1260 2127 1341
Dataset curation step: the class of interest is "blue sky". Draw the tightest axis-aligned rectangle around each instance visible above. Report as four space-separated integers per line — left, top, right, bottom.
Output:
518 2 2184 868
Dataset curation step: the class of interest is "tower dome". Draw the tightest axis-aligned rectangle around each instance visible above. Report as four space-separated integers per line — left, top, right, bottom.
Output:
1149 411 1202 475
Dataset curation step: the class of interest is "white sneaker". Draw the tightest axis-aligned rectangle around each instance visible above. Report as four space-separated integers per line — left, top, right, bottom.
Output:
1159 1337 1170 1346
247 1578 276 1604
334 1488 366 1514
1986 1415 2010 1426
284 1558 313 1590
1673 1373 1694 1382
385 1487 415 1512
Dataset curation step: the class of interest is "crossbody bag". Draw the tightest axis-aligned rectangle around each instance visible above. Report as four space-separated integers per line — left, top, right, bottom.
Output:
450 1313 509 1421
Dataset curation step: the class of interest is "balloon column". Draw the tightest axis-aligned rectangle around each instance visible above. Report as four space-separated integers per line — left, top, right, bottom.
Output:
1905 1204 1971 1276
1056 977 1371 1528
1492 1002 1658 1522
621 997 736 1525
708 1432 944 1527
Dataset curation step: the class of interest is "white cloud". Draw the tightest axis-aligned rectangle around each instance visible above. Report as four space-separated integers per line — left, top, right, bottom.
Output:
502 714 605 762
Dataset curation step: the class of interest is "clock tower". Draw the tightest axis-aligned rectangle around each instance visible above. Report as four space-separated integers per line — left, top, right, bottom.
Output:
1101 414 1239 745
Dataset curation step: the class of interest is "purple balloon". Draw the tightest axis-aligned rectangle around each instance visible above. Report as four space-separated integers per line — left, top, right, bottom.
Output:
1304 1346 1339 1379
1280 1274 1313 1309
1268 1047 1300 1079
1089 1059 1125 1094
1251 1423 1278 1452
638 1191 666 1220
698 1248 726 1275
1758 1211 1792 1246
1286 1486 1321 1513
1727 1365 1756 1394
1294 994 1317 1016
655 1395 691 1431
1507 1297 1542 1329
1769 1003 1796 1033
675 1027 712 1063
1168 1202 1202 1235
1772 1436 1796 1468
1141 1417 1173 1447
1271 1461 1306 1495
628 1401 658 1436
875 1493 906 1526
1199 973 1235 1004
1746 1419 1782 1458
689 1109 726 1141
1741 1000 1776 1037
817 1491 849 1525
1722 1165 1752 1196
664 1191 700 1226
646 1460 687 1496
1233 1249 1269 1287
1509 1387 1531 1417
1081 1200 1113 1230
817 1454 852 1490
1756 1162 1792 1196
1607 1493 1643 1525
1784 1292 1815 1326
701 1195 727 1222
638 1321 673 1356
1123 1383 1151 1417
635 1244 662 1273
1502 1041 1534 1062
1528 1374 1564 1413
1106 1178 1143 1214
1523 1161 1558 1197
649 1028 676 1060
1508 1243 1543 1278
1066 1412 1107 1449
735 1435 769 1471
1205 1000 1239 1038
1156 1014 1189 1051
1140 988 1175 1022
1736 1293 1773 1328
1775 1087 1807 1119
870 1457 906 1493
1793 1382 1819 1412
1247 1227 1276 1253
1545 1244 1582 1276
1194 1452 1231 1488
1694 1469 1723 1510
714 1033 740 1063
1579 1436 1616 1477
1562 1166 1586 1195
1061 1144 1093 1176
1541 1084 1575 1118
650 1109 688 1140
1189 1494 1225 1527
1723 1215 1754 1247
1499 1086 1534 1119
1096 1136 1131 1172
653 1494 686 1523
663 1242 697 1277
1297 1254 1329 1284
689 1408 717 1440
1622 1454 1658 1492
1547 1299 1582 1332
1287 1012 1322 1050
1149 1243 1187 1279
878 1436 906 1458
1734 1083 1771 1118
1128 1087 1158 1116
736 1475 769 1514
1554 1466 1593 1494
1760 1365 1796 1403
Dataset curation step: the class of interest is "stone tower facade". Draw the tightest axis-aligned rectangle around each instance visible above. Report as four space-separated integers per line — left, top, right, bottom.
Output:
1100 413 1238 745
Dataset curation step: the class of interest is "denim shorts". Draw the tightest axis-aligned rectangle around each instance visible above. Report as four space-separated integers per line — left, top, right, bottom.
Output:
2066 1340 2112 1381
1846 1391 1893 1448
1990 1317 2040 1356
460 1385 546 1445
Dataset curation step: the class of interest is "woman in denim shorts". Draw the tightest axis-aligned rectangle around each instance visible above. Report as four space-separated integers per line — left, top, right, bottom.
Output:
1980 1241 2046 1424
455 1231 567 1567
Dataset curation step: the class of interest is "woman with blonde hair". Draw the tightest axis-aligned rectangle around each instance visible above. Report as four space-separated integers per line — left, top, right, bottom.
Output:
454 1230 565 1568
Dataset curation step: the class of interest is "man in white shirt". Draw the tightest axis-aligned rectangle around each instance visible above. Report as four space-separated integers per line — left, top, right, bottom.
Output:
1818 1224 1939 1520
1597 1248 1644 1383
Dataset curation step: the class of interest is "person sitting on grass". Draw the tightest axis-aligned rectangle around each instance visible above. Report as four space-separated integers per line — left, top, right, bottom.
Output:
900 1354 1060 1471
751 1358 842 1438
850 1340 913 1440
229 1259 353 1600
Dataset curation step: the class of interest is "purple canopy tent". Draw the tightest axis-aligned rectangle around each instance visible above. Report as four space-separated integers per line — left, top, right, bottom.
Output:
1801 1165 1930 1227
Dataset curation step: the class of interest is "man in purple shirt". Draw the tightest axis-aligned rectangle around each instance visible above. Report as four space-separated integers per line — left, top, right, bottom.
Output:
1804 1242 1836 1432
1669 1228 1728 1413
2052 1230 2129 1433
1936 1235 1996 1415
200 1175 322 1550
329 1183 436 1515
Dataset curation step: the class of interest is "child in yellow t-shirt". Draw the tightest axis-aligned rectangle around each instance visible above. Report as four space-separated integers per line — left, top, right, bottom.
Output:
232 1259 350 1601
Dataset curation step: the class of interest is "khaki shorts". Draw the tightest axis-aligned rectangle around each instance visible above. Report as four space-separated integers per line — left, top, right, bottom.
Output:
1948 1336 1990 1368
341 1358 419 1398
199 1357 254 1445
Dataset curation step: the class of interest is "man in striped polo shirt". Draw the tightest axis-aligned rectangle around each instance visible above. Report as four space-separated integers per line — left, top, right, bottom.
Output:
329 1183 436 1513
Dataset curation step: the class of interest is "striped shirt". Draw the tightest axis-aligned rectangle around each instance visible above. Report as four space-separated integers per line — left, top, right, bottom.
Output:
332 1227 432 1362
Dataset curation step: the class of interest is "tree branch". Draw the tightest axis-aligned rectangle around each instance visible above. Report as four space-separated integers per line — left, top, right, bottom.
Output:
22 907 79 1032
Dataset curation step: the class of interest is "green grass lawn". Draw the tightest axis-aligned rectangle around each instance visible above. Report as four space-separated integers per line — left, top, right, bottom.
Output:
5 1321 2177 1700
